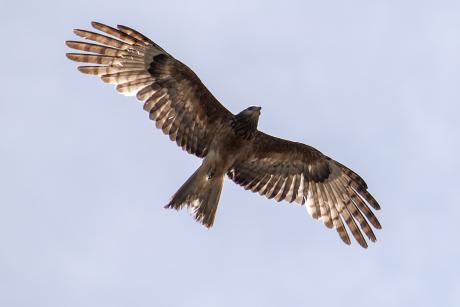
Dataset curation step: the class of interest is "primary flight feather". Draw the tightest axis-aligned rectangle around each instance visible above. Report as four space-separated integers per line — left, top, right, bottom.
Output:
66 22 382 248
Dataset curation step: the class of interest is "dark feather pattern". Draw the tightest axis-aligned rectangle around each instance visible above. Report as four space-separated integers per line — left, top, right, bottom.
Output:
66 21 233 158
230 111 258 140
66 22 381 248
227 132 381 248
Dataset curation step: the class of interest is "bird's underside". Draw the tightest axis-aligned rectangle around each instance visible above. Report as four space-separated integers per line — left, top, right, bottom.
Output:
66 21 382 248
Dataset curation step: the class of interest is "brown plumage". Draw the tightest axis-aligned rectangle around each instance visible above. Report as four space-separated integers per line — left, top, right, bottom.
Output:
66 22 382 248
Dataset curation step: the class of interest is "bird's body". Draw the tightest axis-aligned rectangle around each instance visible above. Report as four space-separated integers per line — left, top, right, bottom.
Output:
66 22 382 248
166 107 261 226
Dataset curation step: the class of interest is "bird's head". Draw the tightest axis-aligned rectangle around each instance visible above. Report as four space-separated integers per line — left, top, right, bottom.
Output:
241 106 262 119
238 105 261 126
243 106 262 117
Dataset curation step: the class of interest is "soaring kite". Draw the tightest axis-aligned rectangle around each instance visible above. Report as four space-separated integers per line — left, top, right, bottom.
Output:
66 22 381 248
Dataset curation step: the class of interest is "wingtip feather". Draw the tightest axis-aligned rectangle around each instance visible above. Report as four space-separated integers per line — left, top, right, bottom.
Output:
91 21 102 28
65 53 77 61
73 29 86 37
77 66 95 74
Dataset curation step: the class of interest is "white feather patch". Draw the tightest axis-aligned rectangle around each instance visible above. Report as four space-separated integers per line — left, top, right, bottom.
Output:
294 174 305 204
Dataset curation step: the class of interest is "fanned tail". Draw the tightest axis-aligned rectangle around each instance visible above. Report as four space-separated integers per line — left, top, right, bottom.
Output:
165 165 224 228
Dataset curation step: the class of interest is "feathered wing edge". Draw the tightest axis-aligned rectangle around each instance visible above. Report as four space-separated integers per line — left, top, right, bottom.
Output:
228 148 381 248
66 22 234 158
66 22 164 85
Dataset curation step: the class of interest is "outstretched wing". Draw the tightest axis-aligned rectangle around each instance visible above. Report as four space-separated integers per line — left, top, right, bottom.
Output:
66 22 233 157
227 131 381 248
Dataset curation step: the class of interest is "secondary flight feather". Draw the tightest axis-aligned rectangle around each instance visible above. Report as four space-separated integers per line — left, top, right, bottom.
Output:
66 22 382 248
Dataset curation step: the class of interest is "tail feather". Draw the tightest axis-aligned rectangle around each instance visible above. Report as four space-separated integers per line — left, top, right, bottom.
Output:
165 165 224 228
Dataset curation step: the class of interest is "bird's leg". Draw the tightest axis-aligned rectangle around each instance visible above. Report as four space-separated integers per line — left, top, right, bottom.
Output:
207 167 216 180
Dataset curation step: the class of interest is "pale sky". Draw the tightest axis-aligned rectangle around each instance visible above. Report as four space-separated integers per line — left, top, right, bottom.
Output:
1 1 459 306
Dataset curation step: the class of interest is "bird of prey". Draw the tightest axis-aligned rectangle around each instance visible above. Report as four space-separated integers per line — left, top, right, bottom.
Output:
66 22 381 248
